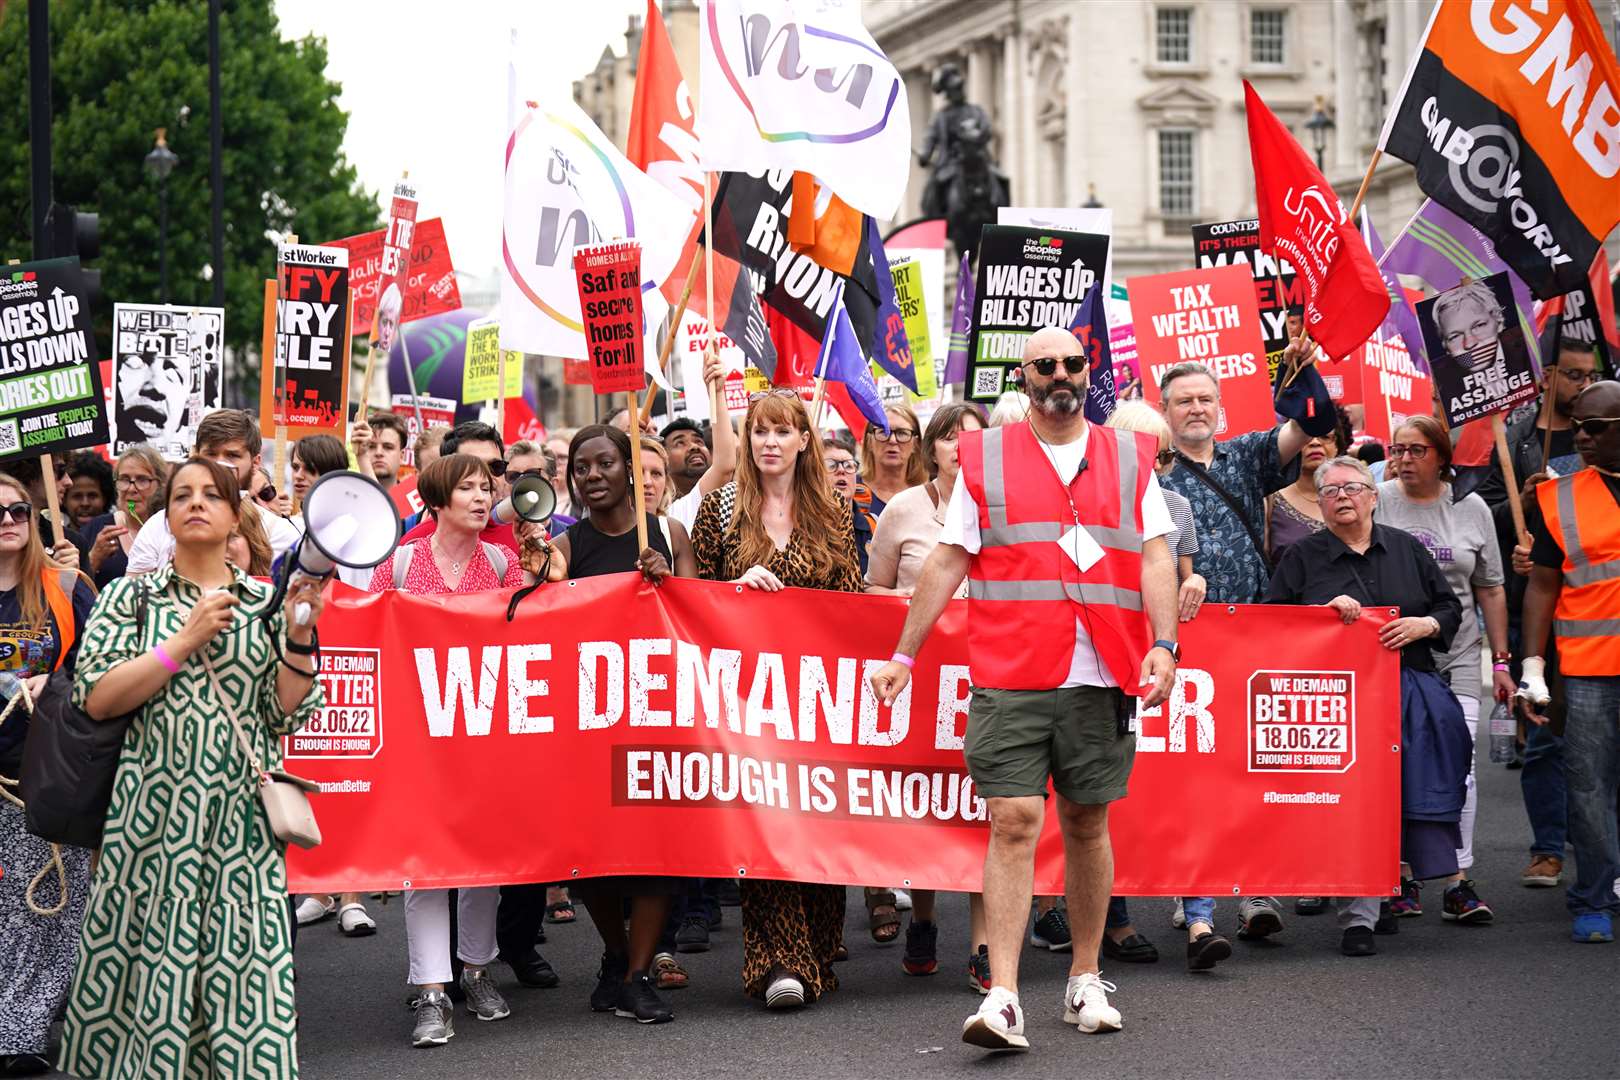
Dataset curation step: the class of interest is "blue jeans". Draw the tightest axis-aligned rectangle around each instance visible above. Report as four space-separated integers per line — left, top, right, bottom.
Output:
1521 719 1568 857
1182 896 1215 927
1106 896 1130 929
1562 676 1620 917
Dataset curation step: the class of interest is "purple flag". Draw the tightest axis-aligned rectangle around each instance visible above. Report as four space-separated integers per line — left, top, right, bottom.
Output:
1359 210 1429 375
866 219 919 393
943 251 974 386
817 285 889 433
1068 280 1116 423
1381 199 1542 374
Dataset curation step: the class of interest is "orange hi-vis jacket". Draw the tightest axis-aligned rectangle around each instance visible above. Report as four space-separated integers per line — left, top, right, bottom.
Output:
1535 469 1620 677
956 421 1155 691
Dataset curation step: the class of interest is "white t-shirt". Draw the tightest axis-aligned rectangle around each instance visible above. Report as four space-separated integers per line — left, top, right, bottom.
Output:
127 503 304 574
667 485 704 534
941 425 1173 688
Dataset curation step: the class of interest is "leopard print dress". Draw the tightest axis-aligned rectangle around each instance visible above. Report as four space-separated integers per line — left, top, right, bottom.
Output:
691 483 863 1002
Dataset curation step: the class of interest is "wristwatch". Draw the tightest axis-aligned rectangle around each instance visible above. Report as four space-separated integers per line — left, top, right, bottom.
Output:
1152 639 1181 662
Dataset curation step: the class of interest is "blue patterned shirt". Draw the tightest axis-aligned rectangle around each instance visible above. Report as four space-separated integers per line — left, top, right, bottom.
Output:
1160 428 1288 604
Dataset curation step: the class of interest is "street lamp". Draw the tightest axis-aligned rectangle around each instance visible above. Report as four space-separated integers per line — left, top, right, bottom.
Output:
1305 96 1335 172
144 127 179 302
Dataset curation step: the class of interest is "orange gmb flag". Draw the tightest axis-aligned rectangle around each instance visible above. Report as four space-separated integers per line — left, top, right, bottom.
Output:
1378 0 1620 300
787 172 863 278
627 0 705 307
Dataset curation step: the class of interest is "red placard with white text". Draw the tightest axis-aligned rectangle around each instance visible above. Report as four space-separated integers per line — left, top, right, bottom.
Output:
1129 264 1276 438
287 578 1401 898
573 241 646 394
1358 334 1433 444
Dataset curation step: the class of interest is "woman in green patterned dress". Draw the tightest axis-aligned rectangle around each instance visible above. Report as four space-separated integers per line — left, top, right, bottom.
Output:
58 459 327 1079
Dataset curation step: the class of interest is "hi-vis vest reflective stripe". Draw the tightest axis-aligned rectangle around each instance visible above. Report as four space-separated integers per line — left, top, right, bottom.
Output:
1536 469 1620 677
957 421 1155 691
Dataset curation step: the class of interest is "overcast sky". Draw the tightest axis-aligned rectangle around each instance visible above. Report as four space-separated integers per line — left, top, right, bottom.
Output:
274 0 645 278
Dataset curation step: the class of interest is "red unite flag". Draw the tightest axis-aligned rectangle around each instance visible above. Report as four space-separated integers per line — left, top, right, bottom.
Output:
627 0 705 309
1244 81 1388 363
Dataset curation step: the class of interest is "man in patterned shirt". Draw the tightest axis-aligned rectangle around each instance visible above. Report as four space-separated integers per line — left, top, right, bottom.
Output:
1156 339 1335 945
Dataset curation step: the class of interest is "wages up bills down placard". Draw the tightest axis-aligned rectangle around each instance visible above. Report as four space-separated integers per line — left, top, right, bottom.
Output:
0 258 110 461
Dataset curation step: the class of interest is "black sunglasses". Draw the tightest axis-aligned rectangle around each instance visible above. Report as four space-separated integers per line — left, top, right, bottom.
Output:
1573 416 1620 437
1155 449 1176 467
0 502 32 525
1023 355 1087 377
487 460 508 478
255 484 277 503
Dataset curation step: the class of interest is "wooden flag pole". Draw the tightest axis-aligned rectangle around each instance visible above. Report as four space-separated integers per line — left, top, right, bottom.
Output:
354 170 409 433
273 234 297 490
810 377 828 429
626 387 651 554
6 258 64 552
639 251 703 417
1495 412 1530 547
495 348 508 441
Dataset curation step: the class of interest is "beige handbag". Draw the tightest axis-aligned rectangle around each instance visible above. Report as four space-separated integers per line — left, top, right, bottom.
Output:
202 652 323 850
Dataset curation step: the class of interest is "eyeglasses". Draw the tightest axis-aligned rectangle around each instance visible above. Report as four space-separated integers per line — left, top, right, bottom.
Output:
748 388 799 404
1573 416 1620 437
1023 355 1087 377
1555 368 1598 385
0 503 33 525
1319 482 1373 499
1155 449 1176 467
1387 444 1432 459
875 428 918 444
826 459 858 473
116 474 157 490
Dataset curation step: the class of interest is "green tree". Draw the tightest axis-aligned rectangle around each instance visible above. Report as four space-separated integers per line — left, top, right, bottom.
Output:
0 0 380 404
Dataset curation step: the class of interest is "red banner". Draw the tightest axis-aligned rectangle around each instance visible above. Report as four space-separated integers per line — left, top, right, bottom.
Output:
574 241 646 394
287 578 1401 898
327 216 461 338
1129 264 1277 439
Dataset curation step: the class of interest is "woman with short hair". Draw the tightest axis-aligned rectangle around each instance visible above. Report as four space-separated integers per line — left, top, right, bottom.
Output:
860 404 927 513
84 444 169 588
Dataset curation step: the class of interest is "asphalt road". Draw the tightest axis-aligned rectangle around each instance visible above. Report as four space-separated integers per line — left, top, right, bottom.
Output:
280 756 1617 1079
44 754 1617 1079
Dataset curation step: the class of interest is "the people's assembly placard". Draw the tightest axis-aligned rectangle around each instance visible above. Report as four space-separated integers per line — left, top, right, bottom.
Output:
0 258 111 462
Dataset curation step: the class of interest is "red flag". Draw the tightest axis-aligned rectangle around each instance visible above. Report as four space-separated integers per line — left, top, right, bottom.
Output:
627 0 704 307
1245 81 1388 363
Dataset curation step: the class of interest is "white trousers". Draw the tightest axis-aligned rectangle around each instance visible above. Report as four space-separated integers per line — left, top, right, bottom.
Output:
403 886 500 986
1456 695 1479 872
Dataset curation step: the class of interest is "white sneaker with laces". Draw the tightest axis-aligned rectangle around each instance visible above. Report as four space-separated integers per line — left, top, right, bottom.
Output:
962 986 1028 1051
764 969 805 1009
1063 972 1122 1033
1171 897 1186 929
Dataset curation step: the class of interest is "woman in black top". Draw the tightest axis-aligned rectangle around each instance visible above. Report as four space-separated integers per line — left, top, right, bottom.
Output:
1266 455 1469 958
550 424 694 1025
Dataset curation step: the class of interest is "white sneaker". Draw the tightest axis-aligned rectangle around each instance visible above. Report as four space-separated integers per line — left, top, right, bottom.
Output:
295 895 336 926
1063 972 1122 1033
764 970 805 1009
338 902 377 937
1171 897 1186 929
962 986 1028 1051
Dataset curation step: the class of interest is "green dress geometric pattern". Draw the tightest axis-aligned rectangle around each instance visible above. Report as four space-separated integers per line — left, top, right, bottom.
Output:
57 566 322 1079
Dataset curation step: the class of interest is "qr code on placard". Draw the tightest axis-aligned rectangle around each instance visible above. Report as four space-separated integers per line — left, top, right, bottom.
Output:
972 367 1004 398
0 419 19 454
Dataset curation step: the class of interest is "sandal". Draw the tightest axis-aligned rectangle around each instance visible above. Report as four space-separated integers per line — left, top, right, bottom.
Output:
546 900 576 924
652 952 689 990
865 888 901 944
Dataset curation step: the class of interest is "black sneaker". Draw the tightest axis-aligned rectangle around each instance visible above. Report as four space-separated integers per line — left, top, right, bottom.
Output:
1029 908 1072 951
1294 897 1327 915
674 914 711 953
590 951 630 1012
614 971 674 1024
967 944 991 994
1340 926 1377 957
1373 901 1400 935
1441 879 1494 924
716 879 742 907
902 919 939 975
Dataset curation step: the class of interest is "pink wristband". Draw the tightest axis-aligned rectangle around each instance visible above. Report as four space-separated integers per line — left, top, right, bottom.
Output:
1492 662 1510 672
890 652 915 670
152 645 180 675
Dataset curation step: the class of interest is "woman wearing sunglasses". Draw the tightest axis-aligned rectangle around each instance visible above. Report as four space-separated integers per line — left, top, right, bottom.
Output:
860 404 927 515
0 476 97 1077
690 389 864 1011
84 444 167 589
1377 415 1513 926
1266 455 1468 958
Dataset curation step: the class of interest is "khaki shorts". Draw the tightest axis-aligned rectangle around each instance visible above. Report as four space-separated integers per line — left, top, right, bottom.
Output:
963 686 1135 805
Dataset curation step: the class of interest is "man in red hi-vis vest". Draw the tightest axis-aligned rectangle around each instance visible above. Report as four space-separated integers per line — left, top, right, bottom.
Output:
871 327 1179 1053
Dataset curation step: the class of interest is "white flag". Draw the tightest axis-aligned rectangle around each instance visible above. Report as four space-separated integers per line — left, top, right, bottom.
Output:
698 0 911 220
499 98 693 358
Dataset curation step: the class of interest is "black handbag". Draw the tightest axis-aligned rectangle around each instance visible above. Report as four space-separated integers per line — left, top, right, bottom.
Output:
19 579 149 850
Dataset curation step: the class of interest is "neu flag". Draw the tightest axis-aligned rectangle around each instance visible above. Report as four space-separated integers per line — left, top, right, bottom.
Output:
943 252 975 386
817 284 889 433
1377 0 1620 300
867 219 919 392
697 0 911 219
1381 198 1542 373
1070 279 1116 423
1245 81 1389 362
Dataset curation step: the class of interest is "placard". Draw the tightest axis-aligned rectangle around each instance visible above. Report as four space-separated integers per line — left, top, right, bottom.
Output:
1358 332 1433 444
270 243 352 439
110 303 224 459
460 319 524 404
572 241 646 395
327 215 461 337
390 393 458 469
1127 264 1276 439
1419 272 1538 427
0 258 110 461
883 255 938 400
1192 219 1297 379
966 225 1111 403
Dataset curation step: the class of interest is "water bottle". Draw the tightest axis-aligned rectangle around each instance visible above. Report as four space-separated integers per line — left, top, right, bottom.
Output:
1488 700 1515 764
0 671 21 704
